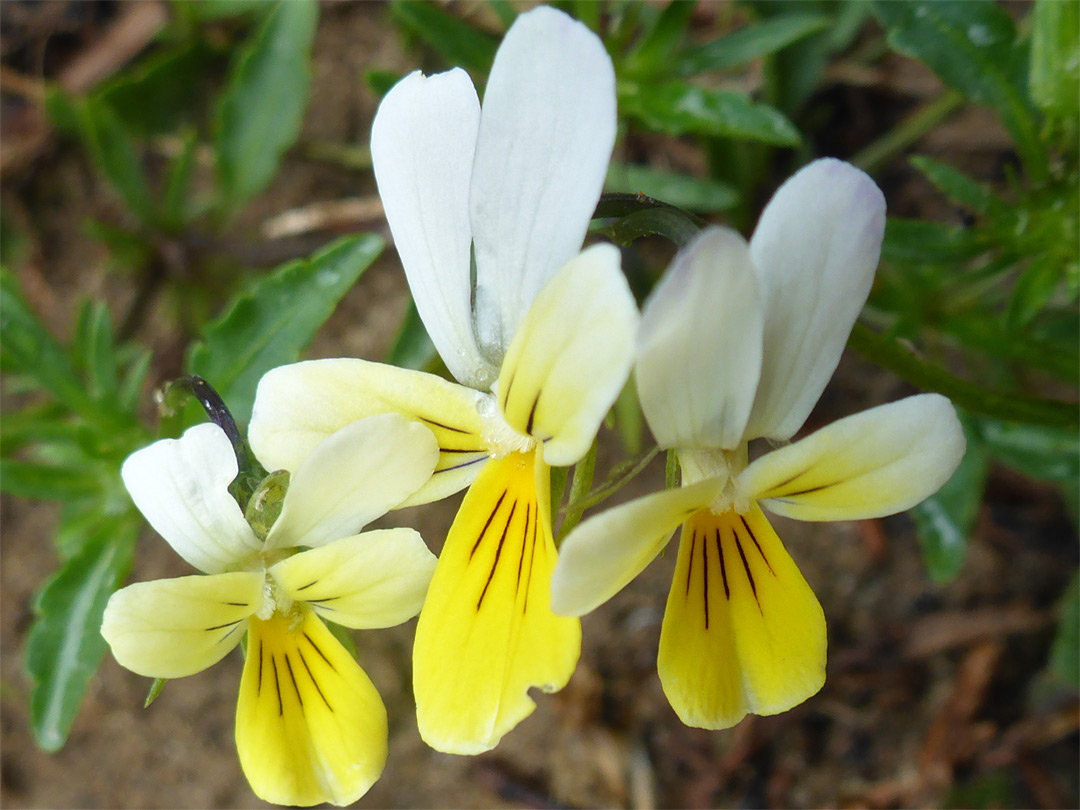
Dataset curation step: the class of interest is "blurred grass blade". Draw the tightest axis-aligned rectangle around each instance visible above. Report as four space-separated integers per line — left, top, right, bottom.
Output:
0 460 102 500
162 131 199 231
620 81 801 146
623 0 695 76
606 162 738 212
215 0 318 214
1029 0 1080 120
881 218 985 263
79 97 157 224
186 233 384 424
175 0 268 22
389 1 498 75
672 13 829 76
386 299 437 371
909 155 1006 216
1007 255 1064 329
977 419 1080 483
26 518 138 751
1048 571 1080 688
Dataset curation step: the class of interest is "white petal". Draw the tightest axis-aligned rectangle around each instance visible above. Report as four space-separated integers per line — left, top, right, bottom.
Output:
495 244 639 467
470 6 617 358
371 68 496 389
121 424 261 574
736 394 966 521
636 227 763 450
551 477 724 617
266 414 439 549
745 159 886 440
271 529 437 628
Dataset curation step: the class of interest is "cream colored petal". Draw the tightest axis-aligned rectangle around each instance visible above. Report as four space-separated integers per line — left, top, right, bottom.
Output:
101 572 262 679
550 477 724 617
121 423 261 574
270 529 436 628
496 244 639 467
249 359 496 506
737 394 966 521
636 227 763 450
265 414 438 549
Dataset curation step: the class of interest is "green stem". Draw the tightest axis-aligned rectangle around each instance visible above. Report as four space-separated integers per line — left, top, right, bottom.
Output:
559 445 662 532
852 90 965 173
555 440 597 545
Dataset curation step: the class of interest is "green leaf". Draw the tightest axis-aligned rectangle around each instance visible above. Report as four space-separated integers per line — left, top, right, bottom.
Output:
186 234 384 424
1030 0 1080 119
386 299 437 371
79 97 157 223
389 1 498 75
175 0 268 21
672 13 829 77
487 0 517 30
26 518 138 751
77 302 119 407
881 218 985 263
1048 571 1080 688
605 161 738 212
871 0 1046 182
623 0 695 76
162 130 199 231
0 459 102 500
911 414 988 582
365 69 403 99
620 81 801 146
909 155 1006 216
1007 254 1064 328
43 87 83 137
214 0 318 214
978 419 1080 483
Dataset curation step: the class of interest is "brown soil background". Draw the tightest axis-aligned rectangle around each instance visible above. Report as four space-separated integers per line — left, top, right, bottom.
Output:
2 2 1077 808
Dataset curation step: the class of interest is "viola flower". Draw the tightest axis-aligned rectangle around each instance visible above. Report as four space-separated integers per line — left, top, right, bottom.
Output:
101 414 439 806
550 159 966 730
248 7 637 754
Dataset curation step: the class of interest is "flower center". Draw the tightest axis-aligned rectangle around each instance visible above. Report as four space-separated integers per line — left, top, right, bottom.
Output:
678 445 752 514
477 390 536 457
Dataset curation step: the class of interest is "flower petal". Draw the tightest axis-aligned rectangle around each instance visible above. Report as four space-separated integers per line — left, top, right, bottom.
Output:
236 611 387 807
371 68 496 389
413 449 580 754
745 159 886 441
265 414 438 549
496 244 638 467
636 227 764 450
271 528 436 628
551 477 724 617
470 6 617 357
121 424 261 573
736 393 966 521
101 572 262 678
658 506 826 729
250 359 496 506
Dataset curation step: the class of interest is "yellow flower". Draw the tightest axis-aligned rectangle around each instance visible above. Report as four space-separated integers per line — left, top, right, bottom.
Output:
551 160 966 730
102 415 439 805
248 7 638 753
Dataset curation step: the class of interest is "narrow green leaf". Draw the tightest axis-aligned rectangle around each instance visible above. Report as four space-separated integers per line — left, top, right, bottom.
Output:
386 299 437 371
214 0 318 214
881 218 985 263
665 449 679 489
487 0 517 30
909 155 1006 216
1030 0 1080 119
43 86 82 137
0 459 101 500
557 440 598 544
620 81 801 146
186 234 384 424
978 419 1080 483
624 0 696 76
605 161 738 212
613 378 643 456
549 465 569 528
26 518 138 751
1048 571 1079 688
175 0 268 21
79 97 157 223
389 1 498 75
1006 255 1064 329
119 348 153 412
162 131 199 231
672 13 829 76
144 678 167 708
84 303 119 406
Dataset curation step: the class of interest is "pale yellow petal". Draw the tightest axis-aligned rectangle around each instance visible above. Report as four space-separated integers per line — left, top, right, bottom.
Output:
413 449 580 754
236 611 387 807
101 573 262 678
270 528 436 629
658 506 825 729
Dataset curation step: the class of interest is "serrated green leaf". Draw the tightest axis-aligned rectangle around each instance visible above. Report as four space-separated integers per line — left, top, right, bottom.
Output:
672 13 829 77
389 1 497 75
623 0 695 76
1030 0 1080 120
26 518 138 751
386 299 437 371
1048 571 1079 688
605 161 738 212
881 218 985 263
186 234 384 424
910 155 1006 216
979 419 1080 483
1007 255 1063 328
214 0 318 214
79 97 157 223
620 81 801 146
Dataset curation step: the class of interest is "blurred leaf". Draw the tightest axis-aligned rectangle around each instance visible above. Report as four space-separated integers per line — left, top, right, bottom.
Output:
978 419 1080 482
79 97 157 223
872 0 1046 181
945 770 1016 809
72 302 119 407
1007 255 1063 328
386 299 437 371
0 460 101 500
365 69 404 99
487 0 517 29
176 0 268 22
910 155 1006 216
623 0 695 76
912 414 988 582
43 87 83 137
1029 0 1080 120
119 348 153 413
215 0 318 214
26 518 138 751
389 1 498 75
881 218 985 263
613 378 643 456
186 234 384 424
1048 571 1079 688
943 314 1080 386
162 131 199 231
620 81 801 146
672 13 829 76
606 161 738 212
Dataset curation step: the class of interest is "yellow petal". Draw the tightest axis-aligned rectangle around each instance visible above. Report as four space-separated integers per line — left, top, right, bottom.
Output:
413 449 580 754
496 244 638 467
101 572 262 678
658 506 825 730
236 611 387 807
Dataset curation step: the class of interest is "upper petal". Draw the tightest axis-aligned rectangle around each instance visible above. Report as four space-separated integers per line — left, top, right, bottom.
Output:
636 227 764 450
270 528 436 628
470 6 617 358
265 413 439 549
736 394 966 522
496 244 639 467
371 68 495 389
744 159 886 441
121 423 261 574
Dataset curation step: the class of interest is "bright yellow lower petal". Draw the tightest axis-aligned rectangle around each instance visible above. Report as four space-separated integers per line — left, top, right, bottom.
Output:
236 611 387 807
413 449 580 754
658 505 825 730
